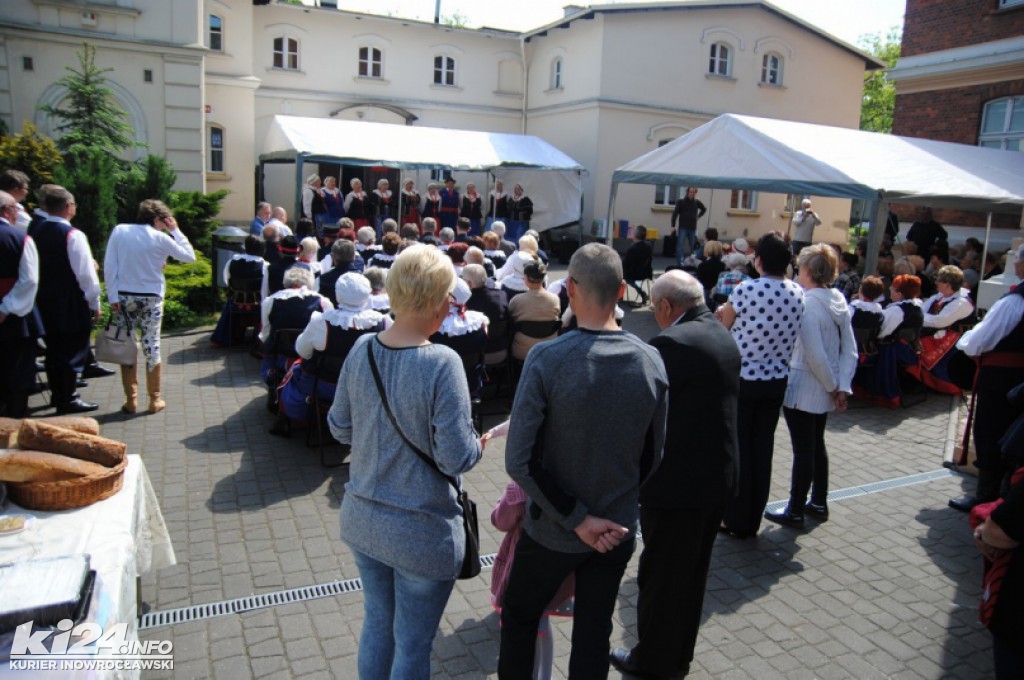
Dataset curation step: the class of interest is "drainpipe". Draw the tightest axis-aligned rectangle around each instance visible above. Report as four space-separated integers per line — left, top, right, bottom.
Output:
520 34 528 135
434 0 440 24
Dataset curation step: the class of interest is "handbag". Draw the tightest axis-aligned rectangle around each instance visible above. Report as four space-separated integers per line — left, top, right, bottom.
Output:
94 314 137 366
366 341 481 579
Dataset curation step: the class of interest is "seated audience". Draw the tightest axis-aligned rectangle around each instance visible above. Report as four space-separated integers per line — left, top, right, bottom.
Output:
508 260 560 362
320 240 365 306
267 235 300 294
622 225 654 306
419 217 442 247
429 278 489 395
438 227 455 250
482 231 508 270
497 249 537 301
464 263 509 364
364 267 390 314
879 274 924 340
850 276 886 350
714 252 750 299
210 235 269 347
491 220 517 258
369 232 401 270
695 240 725 301
906 266 974 394
447 242 469 277
834 252 861 302
355 224 380 262
465 246 495 279
524 229 549 264
400 223 420 242
294 237 321 276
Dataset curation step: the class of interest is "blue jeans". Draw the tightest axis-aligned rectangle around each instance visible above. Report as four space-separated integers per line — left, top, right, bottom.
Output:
676 228 696 264
354 549 456 680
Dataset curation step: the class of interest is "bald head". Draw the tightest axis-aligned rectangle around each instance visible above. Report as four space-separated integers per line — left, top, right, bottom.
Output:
651 270 704 329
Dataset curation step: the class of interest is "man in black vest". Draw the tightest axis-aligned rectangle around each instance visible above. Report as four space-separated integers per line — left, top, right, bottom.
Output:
611 269 740 680
28 187 102 413
0 191 42 417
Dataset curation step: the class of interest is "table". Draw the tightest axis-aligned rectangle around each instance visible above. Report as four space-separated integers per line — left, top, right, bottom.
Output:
0 455 176 679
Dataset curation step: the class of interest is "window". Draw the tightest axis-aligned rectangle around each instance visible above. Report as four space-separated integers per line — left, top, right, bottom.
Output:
979 97 1024 151
708 42 731 77
209 126 224 173
273 37 298 70
730 189 757 211
433 55 456 86
999 0 1024 8
22 56 33 71
551 57 563 90
359 46 382 78
653 140 682 206
143 69 153 83
761 53 783 85
209 15 223 51
784 194 806 213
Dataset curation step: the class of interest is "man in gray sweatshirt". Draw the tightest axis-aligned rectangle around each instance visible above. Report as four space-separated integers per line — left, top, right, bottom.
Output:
498 243 669 679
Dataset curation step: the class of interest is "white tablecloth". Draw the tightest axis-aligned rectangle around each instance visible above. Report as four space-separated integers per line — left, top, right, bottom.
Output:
0 455 176 679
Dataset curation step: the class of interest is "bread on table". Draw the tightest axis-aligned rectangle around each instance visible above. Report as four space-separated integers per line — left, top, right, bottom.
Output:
16 420 125 467
0 416 100 448
0 450 108 483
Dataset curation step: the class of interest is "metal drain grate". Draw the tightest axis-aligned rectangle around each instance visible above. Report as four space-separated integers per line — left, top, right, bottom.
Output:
763 467 958 513
139 555 497 630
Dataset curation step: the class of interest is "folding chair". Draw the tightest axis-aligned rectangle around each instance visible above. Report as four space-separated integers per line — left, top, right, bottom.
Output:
510 319 563 392
226 277 264 349
304 353 350 468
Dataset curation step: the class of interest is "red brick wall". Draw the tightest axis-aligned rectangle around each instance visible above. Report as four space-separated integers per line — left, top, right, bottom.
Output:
902 0 1024 57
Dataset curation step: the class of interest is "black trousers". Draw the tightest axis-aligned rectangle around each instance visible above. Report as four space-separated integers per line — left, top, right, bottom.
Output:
631 504 724 677
498 531 635 679
44 328 91 407
0 333 36 417
783 407 830 513
722 377 787 534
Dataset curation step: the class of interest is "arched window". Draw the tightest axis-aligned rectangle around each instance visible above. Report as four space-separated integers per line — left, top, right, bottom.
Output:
434 55 456 86
208 15 223 52
761 53 783 86
708 42 731 77
273 37 299 70
551 57 563 90
979 97 1024 151
359 46 382 78
208 126 224 173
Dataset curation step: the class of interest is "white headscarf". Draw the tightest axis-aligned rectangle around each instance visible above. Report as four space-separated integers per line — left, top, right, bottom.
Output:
328 273 387 330
439 279 487 336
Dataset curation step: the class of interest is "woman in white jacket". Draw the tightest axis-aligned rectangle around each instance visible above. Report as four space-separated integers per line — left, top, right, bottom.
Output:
765 244 857 529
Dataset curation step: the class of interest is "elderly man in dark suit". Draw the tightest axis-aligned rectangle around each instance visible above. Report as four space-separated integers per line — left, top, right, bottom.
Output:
611 269 740 680
462 263 509 364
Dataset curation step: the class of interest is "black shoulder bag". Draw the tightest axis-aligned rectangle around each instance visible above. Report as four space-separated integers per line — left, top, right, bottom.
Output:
366 341 481 580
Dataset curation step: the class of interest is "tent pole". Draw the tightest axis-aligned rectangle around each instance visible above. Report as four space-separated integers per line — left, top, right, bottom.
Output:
295 156 305 231
863 193 886 278
605 182 619 247
979 212 993 281
577 170 584 249
397 168 404 226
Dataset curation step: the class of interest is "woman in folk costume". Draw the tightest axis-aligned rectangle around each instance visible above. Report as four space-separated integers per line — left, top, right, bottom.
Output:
322 176 346 226
507 183 533 243
301 174 327 233
422 182 442 224
487 179 510 232
439 176 460 231
461 182 483 235
429 278 489 397
400 178 422 232
344 178 371 230
372 178 394 238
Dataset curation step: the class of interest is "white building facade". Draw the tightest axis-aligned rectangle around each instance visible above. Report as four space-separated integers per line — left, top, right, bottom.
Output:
0 0 880 247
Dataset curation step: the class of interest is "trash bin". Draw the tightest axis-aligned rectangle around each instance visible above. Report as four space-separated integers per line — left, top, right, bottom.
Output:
212 226 248 290
555 236 580 265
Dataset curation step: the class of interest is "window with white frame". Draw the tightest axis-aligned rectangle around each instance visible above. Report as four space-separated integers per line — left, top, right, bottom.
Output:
551 57 563 90
999 0 1024 8
761 53 783 85
979 97 1024 151
433 55 456 86
209 126 224 173
359 46 382 78
273 37 298 70
208 15 223 52
731 189 757 211
708 42 731 77
653 140 682 206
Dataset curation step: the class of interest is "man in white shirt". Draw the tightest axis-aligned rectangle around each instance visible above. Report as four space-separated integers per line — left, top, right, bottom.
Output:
269 206 293 238
791 199 821 255
28 186 102 413
0 170 31 233
0 190 40 417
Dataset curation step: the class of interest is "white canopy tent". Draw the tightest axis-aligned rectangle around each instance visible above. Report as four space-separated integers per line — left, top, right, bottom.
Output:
260 115 586 232
609 113 1024 274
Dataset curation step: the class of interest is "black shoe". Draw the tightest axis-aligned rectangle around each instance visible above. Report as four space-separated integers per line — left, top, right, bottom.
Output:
55 398 99 414
805 502 829 521
640 292 650 307
269 416 291 437
948 496 980 513
764 508 805 529
717 523 753 539
76 378 89 388
81 363 115 378
609 648 659 679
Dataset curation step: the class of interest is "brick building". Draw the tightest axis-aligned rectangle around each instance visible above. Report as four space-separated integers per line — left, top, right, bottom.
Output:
889 0 1024 230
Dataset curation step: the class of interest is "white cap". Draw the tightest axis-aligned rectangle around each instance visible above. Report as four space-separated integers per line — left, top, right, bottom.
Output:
336 273 372 311
452 278 472 306
732 238 750 254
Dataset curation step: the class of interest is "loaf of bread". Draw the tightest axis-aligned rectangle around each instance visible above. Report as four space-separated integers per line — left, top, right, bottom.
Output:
0 416 100 447
17 420 125 467
0 450 108 483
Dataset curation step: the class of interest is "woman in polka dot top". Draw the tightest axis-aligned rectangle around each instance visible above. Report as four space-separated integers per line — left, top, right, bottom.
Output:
714 231 804 538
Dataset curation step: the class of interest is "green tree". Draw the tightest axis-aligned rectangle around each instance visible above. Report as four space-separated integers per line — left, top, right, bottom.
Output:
859 28 901 134
117 155 178 224
167 189 229 255
440 11 469 28
54 147 118 256
0 121 63 202
40 43 140 158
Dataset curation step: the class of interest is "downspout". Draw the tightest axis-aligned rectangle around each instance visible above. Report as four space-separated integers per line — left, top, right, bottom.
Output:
519 34 528 135
294 155 305 231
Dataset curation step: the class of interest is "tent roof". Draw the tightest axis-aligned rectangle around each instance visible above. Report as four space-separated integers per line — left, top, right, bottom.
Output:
260 115 585 172
612 114 1024 214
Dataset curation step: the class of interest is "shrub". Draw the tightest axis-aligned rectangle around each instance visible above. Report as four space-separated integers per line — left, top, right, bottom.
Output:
162 252 217 329
0 122 63 204
167 189 229 256
118 155 177 224
54 147 118 257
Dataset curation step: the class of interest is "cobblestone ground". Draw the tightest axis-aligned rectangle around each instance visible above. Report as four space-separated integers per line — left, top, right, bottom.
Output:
48 257 993 679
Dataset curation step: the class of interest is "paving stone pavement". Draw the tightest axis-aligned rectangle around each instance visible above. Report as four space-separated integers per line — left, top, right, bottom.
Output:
38 257 995 679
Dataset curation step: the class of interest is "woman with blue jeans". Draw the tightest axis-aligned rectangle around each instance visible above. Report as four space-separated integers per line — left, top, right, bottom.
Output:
328 244 482 679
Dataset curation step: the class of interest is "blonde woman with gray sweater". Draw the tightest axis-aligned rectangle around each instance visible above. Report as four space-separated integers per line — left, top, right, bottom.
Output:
764 244 857 529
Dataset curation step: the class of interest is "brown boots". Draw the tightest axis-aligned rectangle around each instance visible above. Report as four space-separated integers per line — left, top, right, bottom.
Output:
120 364 138 414
120 363 166 414
147 363 166 414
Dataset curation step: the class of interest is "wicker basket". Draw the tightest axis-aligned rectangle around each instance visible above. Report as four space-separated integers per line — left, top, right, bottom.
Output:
8 456 128 511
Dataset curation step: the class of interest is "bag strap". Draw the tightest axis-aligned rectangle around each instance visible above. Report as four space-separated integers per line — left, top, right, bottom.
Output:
366 340 460 492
